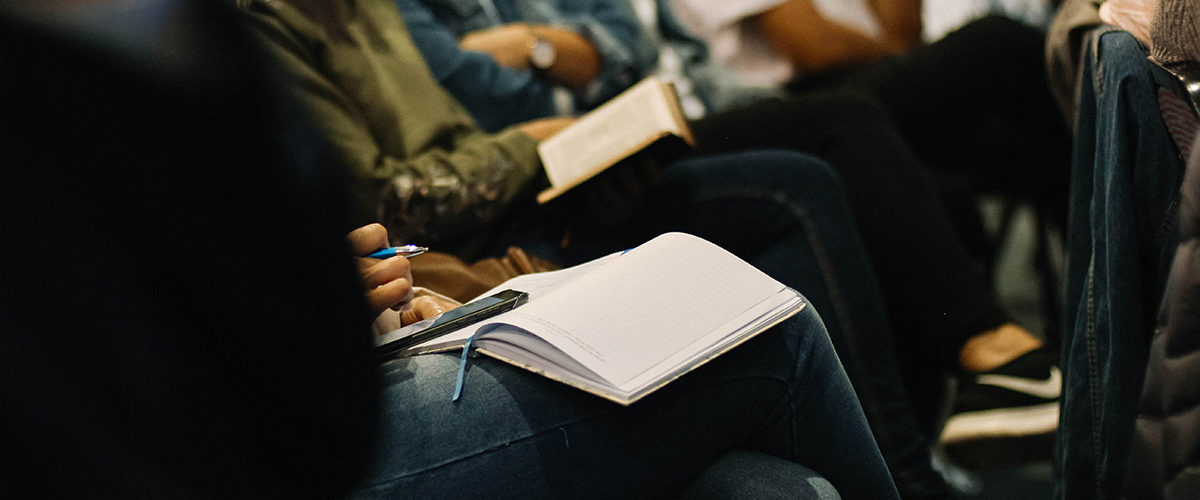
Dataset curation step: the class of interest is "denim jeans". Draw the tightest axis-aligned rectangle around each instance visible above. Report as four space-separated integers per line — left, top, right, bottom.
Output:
680 450 841 500
471 150 926 495
354 302 897 499
1058 30 1186 499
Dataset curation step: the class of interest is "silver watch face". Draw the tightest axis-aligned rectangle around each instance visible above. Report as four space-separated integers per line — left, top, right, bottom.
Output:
530 38 557 70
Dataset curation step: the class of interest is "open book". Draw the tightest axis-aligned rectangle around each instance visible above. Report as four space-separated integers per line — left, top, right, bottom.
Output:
398 233 806 405
536 77 695 203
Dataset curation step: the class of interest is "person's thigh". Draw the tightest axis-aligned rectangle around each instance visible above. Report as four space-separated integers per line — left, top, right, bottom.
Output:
353 306 896 499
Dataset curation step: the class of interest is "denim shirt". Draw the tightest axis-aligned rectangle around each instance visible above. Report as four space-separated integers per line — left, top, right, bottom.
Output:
1058 29 1186 499
399 0 653 131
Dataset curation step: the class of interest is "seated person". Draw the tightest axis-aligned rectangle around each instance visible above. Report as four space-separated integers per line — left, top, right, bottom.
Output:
667 0 1072 227
395 0 1059 477
0 0 898 496
349 224 896 498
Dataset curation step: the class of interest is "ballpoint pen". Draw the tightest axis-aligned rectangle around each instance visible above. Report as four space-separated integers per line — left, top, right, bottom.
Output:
366 245 428 259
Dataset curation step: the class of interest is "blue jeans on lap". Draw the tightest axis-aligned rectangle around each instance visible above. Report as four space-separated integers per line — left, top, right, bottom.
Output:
354 304 896 499
365 150 920 497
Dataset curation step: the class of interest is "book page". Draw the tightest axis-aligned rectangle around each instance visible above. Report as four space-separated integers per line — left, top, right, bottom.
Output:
537 77 684 194
488 233 787 387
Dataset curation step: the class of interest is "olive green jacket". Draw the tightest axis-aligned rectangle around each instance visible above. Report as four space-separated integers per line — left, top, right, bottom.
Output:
237 0 543 244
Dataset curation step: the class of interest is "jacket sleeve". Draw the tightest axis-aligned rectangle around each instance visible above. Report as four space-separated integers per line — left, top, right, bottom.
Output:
239 4 544 245
1124 129 1200 499
397 0 559 132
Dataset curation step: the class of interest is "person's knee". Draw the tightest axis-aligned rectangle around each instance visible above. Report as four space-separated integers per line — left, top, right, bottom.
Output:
775 303 836 363
966 14 1031 33
738 150 843 191
792 90 891 128
666 150 845 201
947 14 1045 60
681 450 842 500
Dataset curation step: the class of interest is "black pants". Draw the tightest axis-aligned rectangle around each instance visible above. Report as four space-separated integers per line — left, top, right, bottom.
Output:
801 15 1072 222
691 89 1008 432
694 14 1071 430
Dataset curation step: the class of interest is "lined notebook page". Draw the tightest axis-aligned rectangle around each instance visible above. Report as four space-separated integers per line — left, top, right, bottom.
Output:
494 232 784 386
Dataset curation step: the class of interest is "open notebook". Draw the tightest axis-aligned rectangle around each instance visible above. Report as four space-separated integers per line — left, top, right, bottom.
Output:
396 233 806 405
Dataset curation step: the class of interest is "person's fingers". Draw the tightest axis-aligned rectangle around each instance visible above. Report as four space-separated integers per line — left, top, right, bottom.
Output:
360 256 412 289
345 223 389 255
366 278 414 316
400 295 457 324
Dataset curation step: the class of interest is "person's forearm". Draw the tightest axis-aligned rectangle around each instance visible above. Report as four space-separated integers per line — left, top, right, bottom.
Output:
525 24 602 89
867 0 923 49
459 23 601 89
757 0 905 73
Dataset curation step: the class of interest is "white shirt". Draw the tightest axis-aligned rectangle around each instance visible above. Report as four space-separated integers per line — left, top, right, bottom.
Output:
668 0 794 88
668 0 878 87
630 0 708 118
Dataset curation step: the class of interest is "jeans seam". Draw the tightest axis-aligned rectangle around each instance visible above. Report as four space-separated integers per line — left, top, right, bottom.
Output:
694 187 900 464
1085 254 1103 498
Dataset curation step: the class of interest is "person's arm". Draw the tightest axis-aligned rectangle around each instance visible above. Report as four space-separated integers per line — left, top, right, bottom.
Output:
427 0 651 113
397 0 559 131
239 4 543 245
459 23 602 89
458 0 653 102
755 0 907 73
866 0 922 50
539 0 655 105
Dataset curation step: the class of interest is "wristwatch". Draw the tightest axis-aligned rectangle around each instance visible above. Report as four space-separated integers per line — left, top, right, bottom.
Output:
527 34 557 71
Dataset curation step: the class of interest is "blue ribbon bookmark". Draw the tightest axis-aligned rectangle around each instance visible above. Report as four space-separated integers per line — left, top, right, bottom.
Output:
452 333 483 401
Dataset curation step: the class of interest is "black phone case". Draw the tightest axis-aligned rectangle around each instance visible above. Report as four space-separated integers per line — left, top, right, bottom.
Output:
375 289 528 360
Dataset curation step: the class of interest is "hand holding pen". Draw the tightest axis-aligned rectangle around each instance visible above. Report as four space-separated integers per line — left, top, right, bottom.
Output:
345 224 452 324
346 224 419 315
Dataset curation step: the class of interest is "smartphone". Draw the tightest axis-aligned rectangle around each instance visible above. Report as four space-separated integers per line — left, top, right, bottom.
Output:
375 289 529 360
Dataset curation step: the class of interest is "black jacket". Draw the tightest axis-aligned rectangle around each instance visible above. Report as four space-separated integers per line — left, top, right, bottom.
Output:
1124 130 1200 499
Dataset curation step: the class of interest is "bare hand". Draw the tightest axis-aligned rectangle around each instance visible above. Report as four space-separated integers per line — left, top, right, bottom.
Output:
399 294 461 325
517 116 578 141
346 223 415 316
